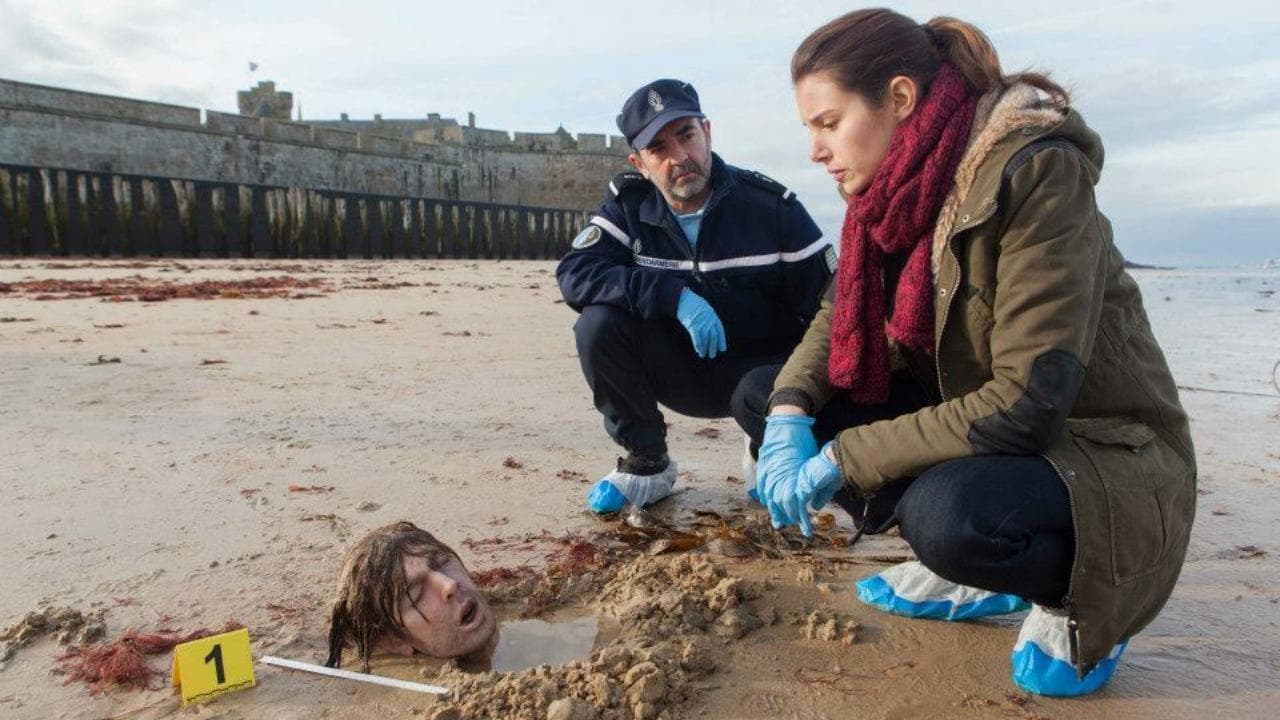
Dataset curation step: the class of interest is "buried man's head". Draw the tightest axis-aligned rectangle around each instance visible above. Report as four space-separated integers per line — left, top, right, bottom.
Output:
325 521 497 669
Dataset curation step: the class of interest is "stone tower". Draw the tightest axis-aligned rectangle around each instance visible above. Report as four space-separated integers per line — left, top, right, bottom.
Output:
237 81 293 120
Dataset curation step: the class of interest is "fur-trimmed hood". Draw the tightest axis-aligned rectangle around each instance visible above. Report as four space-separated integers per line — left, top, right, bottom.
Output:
931 84 1104 278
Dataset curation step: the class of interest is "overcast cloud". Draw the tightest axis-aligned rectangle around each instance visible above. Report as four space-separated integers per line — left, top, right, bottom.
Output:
1 0 1276 266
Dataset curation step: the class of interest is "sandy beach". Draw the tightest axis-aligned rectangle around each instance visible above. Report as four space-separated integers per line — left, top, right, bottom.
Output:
2 259 1277 720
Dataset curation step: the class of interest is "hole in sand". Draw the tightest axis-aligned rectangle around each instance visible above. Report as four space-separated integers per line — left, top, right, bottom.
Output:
487 612 617 673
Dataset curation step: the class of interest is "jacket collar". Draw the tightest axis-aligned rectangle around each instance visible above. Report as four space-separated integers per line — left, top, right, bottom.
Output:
638 152 734 227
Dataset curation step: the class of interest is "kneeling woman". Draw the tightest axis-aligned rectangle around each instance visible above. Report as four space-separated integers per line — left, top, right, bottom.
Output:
731 9 1195 696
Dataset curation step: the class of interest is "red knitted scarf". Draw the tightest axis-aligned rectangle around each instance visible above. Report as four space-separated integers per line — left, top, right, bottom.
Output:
828 64 977 404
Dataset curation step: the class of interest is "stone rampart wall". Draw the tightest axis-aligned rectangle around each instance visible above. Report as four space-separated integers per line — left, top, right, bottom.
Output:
0 78 615 258
0 79 201 127
0 78 629 213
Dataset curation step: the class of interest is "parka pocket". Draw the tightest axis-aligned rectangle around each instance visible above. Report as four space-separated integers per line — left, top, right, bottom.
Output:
958 288 996 369
1069 417 1155 449
1066 418 1174 585
963 286 995 332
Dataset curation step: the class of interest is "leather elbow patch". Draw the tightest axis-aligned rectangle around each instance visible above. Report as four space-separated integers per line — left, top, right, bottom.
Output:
968 350 1085 455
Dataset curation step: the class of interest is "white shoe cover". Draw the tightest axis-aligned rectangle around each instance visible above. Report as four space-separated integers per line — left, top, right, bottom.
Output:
587 460 678 513
741 434 758 502
1011 605 1126 696
856 561 1030 620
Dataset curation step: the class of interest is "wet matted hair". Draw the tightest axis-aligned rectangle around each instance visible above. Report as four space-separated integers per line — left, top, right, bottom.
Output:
325 520 458 669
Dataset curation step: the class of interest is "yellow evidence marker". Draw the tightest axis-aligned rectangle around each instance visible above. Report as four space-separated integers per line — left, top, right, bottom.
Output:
170 628 256 705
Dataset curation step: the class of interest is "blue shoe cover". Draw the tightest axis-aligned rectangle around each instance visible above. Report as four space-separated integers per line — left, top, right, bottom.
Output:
588 479 628 514
586 461 678 514
855 561 1030 621
1011 606 1125 696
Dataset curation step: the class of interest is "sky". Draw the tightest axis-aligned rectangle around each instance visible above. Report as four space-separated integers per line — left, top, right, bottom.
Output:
1 0 1277 267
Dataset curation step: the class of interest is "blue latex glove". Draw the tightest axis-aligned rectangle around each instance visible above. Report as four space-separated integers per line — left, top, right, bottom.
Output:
768 445 841 538
756 414 817 529
793 442 844 534
675 288 727 359
767 471 808 535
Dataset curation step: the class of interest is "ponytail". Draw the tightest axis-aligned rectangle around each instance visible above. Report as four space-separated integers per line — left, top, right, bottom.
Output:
793 9 1069 106
927 16 1068 103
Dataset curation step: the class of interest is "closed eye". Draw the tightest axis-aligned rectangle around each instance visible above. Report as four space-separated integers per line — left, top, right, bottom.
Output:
405 583 430 624
804 111 840 131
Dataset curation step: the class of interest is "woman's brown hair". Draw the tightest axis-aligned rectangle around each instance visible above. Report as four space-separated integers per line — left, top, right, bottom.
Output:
791 8 1068 105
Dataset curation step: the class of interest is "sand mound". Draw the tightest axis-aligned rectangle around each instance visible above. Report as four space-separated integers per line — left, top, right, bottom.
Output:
596 554 764 641
427 637 713 720
425 555 760 720
801 610 860 645
0 606 106 666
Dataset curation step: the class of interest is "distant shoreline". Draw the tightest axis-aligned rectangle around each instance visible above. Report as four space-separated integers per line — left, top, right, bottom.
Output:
1124 260 1175 270
1124 262 1280 271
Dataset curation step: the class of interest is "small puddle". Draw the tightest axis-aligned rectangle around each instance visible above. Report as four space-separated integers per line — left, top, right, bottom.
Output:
371 611 615 679
487 613 605 673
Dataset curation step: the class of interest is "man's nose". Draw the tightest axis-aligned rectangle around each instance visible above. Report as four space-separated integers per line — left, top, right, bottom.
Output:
433 571 458 600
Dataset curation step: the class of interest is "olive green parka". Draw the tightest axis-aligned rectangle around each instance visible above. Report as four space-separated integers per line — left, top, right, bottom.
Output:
772 84 1196 672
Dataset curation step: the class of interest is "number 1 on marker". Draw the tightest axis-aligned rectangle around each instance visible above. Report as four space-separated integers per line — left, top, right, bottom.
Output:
205 643 226 685
171 628 255 705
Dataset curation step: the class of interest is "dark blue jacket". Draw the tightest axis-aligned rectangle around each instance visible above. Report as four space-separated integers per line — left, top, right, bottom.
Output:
557 154 832 357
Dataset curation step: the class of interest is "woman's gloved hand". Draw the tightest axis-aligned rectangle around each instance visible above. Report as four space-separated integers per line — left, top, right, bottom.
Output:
766 441 843 537
755 414 817 528
675 288 727 359
793 442 844 533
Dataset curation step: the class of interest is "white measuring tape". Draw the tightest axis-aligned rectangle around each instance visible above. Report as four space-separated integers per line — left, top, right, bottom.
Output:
260 655 450 695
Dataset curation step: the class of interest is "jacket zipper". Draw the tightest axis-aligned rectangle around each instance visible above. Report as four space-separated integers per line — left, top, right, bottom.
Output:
1041 453 1083 674
692 234 704 284
662 214 701 281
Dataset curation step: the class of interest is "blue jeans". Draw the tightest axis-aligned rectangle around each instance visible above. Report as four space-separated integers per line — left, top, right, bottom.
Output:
731 364 1074 607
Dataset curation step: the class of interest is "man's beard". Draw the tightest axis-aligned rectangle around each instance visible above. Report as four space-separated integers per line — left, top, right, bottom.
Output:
667 160 709 200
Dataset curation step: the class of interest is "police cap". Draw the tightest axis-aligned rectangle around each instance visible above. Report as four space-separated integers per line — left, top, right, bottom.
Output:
616 79 706 151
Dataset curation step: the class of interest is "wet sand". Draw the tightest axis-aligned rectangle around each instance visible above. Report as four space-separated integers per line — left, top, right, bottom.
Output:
1 260 1277 719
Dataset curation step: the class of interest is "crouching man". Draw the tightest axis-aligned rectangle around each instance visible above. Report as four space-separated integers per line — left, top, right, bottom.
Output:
557 78 833 514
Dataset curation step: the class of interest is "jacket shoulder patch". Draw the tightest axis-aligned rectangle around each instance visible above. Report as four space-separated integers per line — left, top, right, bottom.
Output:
736 169 795 202
571 225 603 250
609 171 650 197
